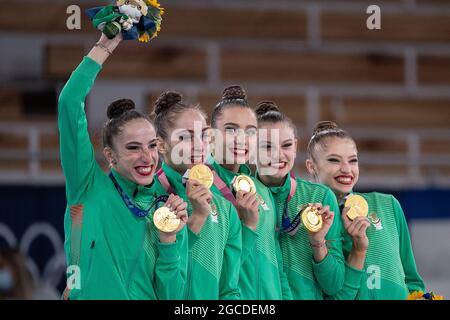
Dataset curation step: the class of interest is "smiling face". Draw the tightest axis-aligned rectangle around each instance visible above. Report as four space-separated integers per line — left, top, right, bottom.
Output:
104 118 158 186
257 121 297 184
213 106 257 167
159 109 211 173
306 137 359 197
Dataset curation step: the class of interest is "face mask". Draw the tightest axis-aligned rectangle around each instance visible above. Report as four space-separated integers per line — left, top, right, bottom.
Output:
0 268 14 292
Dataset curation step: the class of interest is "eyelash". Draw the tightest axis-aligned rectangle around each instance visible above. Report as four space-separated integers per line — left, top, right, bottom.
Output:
126 144 157 150
328 158 358 163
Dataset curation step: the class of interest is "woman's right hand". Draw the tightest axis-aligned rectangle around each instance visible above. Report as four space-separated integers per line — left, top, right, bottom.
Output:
236 190 259 231
186 179 213 234
341 207 370 252
97 32 122 52
88 32 123 65
158 194 188 243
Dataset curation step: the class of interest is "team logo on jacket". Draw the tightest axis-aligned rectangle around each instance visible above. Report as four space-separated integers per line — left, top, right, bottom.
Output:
256 194 270 211
369 212 383 230
210 204 218 223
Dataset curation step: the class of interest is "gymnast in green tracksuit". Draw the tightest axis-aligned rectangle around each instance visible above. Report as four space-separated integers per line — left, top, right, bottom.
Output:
254 102 345 300
208 86 292 300
58 33 189 300
305 120 425 299
151 91 242 300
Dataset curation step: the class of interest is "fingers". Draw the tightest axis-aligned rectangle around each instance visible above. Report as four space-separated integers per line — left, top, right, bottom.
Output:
165 194 174 209
347 217 370 236
165 194 181 210
185 179 197 194
188 182 212 206
355 218 371 235
237 191 258 208
173 201 187 215
341 207 352 228
176 209 188 223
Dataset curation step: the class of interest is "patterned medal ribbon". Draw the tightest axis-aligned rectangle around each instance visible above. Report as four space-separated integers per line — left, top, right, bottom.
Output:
281 172 301 234
109 172 167 218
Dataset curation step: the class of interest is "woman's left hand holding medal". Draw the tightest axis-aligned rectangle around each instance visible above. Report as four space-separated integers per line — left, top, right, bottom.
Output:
236 191 260 231
306 203 335 262
158 194 188 243
186 179 213 235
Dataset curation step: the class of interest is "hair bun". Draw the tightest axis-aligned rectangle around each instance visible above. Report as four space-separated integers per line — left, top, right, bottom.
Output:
107 99 135 120
312 121 339 136
153 91 183 115
255 101 280 117
222 85 247 101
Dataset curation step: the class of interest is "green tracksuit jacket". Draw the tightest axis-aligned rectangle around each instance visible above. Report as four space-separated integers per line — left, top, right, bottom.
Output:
58 56 187 300
332 192 425 300
156 162 242 300
208 157 293 300
259 172 345 299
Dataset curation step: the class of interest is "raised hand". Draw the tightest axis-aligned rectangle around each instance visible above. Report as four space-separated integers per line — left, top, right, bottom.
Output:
342 207 370 253
307 203 335 245
236 190 259 231
185 179 213 234
158 194 188 243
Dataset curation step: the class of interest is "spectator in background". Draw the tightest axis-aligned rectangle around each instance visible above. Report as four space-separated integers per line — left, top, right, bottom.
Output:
0 246 59 300
0 247 33 299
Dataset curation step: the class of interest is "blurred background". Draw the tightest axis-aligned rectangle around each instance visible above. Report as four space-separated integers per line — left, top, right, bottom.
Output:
0 0 449 299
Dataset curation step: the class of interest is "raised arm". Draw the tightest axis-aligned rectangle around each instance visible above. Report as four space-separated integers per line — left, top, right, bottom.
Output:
58 34 121 203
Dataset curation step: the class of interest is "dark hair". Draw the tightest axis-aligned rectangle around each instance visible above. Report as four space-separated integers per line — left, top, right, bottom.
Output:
307 121 355 161
255 101 297 136
151 91 206 140
102 98 151 149
211 85 254 128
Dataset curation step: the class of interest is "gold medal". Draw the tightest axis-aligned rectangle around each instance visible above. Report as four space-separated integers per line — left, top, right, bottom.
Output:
153 207 180 233
345 194 369 221
233 175 256 194
188 164 214 189
301 206 323 233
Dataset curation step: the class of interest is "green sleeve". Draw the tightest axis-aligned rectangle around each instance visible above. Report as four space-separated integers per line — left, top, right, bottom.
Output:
154 229 188 300
327 262 364 300
219 205 242 300
392 196 426 293
58 56 101 204
241 224 258 264
312 189 346 296
275 232 293 300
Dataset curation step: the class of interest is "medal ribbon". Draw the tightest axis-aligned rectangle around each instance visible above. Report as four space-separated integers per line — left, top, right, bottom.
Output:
281 172 302 234
109 172 168 218
205 164 238 207
156 168 177 195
